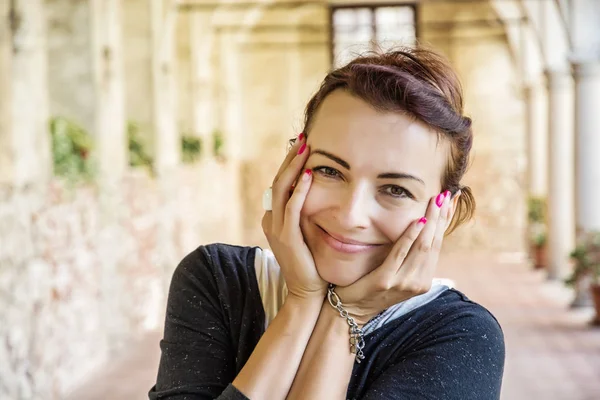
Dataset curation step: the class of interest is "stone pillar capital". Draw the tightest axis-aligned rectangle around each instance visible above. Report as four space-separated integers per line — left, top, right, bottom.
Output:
543 68 572 91
571 59 600 80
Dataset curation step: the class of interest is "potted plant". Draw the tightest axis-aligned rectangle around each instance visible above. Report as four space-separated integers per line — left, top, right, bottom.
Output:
527 196 547 269
566 231 600 323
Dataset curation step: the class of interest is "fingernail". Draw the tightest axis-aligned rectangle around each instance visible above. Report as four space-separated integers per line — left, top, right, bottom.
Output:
418 217 427 225
443 190 451 199
302 169 312 180
435 192 445 208
298 133 305 141
298 143 306 155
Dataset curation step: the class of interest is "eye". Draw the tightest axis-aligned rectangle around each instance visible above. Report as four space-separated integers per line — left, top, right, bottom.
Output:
382 185 413 199
313 166 342 179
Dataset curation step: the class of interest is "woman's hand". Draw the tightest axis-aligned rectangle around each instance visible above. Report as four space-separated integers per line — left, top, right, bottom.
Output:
335 190 459 326
262 134 328 301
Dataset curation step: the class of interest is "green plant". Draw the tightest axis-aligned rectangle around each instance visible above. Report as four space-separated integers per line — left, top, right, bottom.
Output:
528 196 547 248
127 121 154 171
49 116 96 183
527 196 546 224
528 196 546 223
532 232 547 247
213 129 225 160
566 231 600 286
181 135 202 164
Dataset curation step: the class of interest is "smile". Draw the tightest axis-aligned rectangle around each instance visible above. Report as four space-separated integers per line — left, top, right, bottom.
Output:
317 225 381 254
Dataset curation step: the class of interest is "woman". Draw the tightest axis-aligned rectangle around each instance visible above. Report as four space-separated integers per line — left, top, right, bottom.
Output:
149 47 505 400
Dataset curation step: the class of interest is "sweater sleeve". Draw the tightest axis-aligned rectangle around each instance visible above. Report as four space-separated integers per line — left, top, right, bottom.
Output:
359 303 505 400
148 244 264 400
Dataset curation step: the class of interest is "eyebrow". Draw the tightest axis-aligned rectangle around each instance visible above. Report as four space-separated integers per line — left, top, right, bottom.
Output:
311 149 425 185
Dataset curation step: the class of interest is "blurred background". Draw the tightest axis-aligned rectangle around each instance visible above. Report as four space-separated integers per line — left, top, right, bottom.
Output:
1 0 600 399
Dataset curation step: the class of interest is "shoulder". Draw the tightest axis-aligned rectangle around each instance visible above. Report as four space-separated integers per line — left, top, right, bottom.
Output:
168 243 263 312
372 288 505 360
173 243 259 284
434 288 503 334
403 288 506 364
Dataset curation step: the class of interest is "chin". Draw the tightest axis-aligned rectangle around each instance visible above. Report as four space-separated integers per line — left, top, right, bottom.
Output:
311 246 387 287
314 257 364 287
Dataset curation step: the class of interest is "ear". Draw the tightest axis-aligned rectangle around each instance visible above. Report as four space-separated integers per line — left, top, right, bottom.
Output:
446 190 461 230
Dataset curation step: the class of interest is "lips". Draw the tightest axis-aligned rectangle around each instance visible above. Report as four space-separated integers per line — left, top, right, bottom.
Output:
317 225 381 254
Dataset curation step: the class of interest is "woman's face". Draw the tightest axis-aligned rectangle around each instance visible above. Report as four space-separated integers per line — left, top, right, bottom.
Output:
300 90 450 287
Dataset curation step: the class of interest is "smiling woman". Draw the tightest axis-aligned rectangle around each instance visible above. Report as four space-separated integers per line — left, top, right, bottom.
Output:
149 47 504 400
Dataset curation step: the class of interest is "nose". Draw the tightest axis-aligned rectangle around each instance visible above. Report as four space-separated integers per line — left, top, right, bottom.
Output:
334 183 372 231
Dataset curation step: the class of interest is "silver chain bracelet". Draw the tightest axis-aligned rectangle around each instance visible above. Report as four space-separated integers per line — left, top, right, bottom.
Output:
327 284 366 363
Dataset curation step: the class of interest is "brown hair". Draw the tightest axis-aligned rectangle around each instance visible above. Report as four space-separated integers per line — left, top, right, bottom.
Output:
300 47 475 234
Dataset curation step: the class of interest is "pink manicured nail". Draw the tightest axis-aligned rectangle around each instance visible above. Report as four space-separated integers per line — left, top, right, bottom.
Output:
443 190 451 199
298 143 307 155
418 217 427 225
302 169 312 180
298 133 305 141
435 193 445 208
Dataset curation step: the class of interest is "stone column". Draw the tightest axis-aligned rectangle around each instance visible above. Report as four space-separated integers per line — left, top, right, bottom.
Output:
524 81 548 197
90 0 127 177
90 0 129 357
150 0 180 303
190 11 215 153
151 0 179 174
4 0 51 186
572 60 600 233
0 1 12 183
545 69 576 280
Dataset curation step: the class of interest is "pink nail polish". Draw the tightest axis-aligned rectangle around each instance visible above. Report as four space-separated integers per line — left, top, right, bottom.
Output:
298 143 307 155
435 193 445 208
298 133 305 141
418 217 427 225
443 190 451 199
302 169 312 180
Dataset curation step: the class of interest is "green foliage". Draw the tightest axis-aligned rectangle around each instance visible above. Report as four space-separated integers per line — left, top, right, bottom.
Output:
527 196 546 223
532 232 546 247
49 116 96 183
127 121 154 171
565 231 600 286
213 129 225 160
181 135 202 164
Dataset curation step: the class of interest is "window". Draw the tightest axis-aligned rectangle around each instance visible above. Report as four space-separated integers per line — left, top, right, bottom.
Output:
330 4 417 67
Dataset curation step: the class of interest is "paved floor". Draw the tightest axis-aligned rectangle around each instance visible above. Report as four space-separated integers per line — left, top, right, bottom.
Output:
66 252 600 400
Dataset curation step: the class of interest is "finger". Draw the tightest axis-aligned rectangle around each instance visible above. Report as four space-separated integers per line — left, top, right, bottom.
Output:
283 168 313 231
398 191 445 276
372 216 427 281
432 191 453 252
407 191 450 284
273 133 305 183
272 144 310 230
261 210 273 236
414 191 445 254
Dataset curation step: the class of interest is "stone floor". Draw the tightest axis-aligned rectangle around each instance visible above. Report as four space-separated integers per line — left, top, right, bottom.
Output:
66 252 600 400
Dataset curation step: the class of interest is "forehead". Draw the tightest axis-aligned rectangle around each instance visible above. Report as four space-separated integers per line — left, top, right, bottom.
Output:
308 90 448 187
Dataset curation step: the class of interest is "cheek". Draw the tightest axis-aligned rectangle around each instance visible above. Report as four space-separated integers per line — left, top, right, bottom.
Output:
376 203 428 242
300 184 335 218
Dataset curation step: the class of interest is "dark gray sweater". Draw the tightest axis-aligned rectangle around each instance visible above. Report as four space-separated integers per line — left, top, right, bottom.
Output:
149 243 505 400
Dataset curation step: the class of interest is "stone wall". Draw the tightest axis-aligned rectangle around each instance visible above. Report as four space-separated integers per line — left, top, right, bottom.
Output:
0 160 242 400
